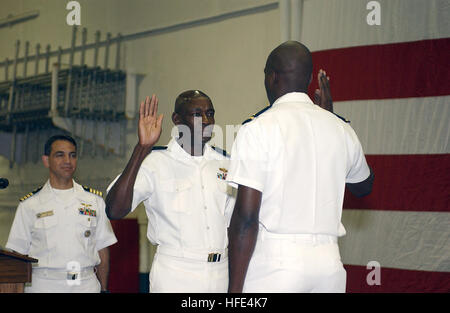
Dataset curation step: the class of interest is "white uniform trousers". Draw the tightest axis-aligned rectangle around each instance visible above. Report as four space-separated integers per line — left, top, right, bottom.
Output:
149 246 228 293
25 268 101 293
243 227 346 293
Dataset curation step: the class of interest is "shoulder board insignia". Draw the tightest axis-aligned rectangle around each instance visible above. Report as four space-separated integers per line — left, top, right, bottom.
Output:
211 146 230 157
20 186 43 202
82 186 103 197
152 146 168 151
333 113 350 123
242 105 272 125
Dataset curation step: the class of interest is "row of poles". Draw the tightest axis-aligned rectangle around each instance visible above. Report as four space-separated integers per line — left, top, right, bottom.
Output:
0 27 127 166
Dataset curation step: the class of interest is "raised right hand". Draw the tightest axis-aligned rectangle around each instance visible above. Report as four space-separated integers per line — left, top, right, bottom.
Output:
138 94 164 148
314 69 333 113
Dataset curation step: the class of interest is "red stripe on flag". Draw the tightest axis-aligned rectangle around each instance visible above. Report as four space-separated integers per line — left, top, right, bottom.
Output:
344 154 450 212
109 219 139 293
344 264 450 293
308 38 450 101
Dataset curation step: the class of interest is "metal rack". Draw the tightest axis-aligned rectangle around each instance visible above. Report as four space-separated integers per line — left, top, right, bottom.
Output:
0 27 127 166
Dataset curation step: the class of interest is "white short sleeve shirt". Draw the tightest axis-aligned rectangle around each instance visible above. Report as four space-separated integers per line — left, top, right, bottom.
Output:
107 138 235 253
6 180 117 268
227 92 370 236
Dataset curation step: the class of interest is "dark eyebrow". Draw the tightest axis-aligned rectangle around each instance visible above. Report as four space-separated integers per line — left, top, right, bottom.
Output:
53 150 76 155
187 108 215 113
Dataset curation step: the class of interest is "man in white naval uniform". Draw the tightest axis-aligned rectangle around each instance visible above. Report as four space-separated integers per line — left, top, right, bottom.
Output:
6 135 117 293
106 90 234 292
227 41 374 293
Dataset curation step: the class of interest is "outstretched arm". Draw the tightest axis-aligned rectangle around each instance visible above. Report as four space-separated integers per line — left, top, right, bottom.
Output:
228 185 262 293
105 95 163 220
314 69 373 196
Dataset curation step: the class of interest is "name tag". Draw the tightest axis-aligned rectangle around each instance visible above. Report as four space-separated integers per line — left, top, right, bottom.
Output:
36 210 54 219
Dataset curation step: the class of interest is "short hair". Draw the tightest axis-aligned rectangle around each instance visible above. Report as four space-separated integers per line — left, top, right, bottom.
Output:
174 90 212 114
266 41 313 91
44 135 77 156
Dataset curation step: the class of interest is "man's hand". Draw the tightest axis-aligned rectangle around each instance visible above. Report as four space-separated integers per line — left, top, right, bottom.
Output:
314 69 333 113
105 94 163 220
138 94 164 148
96 247 110 292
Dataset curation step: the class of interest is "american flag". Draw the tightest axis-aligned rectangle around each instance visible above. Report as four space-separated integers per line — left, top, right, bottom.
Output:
305 0 450 292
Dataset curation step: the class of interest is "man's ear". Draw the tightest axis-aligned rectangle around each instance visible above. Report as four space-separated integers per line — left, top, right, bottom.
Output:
266 71 276 88
172 112 181 125
42 155 49 168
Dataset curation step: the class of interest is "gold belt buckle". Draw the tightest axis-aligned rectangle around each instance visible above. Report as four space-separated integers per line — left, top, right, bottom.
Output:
67 272 78 280
207 253 221 262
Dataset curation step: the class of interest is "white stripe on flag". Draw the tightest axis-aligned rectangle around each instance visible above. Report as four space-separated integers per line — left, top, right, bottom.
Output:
301 0 450 52
334 96 450 155
340 209 450 272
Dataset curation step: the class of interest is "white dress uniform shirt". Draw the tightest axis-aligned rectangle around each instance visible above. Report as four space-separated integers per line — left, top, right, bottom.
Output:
109 137 234 253
227 92 370 236
6 180 117 292
107 137 235 292
226 92 371 292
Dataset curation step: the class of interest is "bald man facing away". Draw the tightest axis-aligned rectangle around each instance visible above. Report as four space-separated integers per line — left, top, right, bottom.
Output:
227 41 374 293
